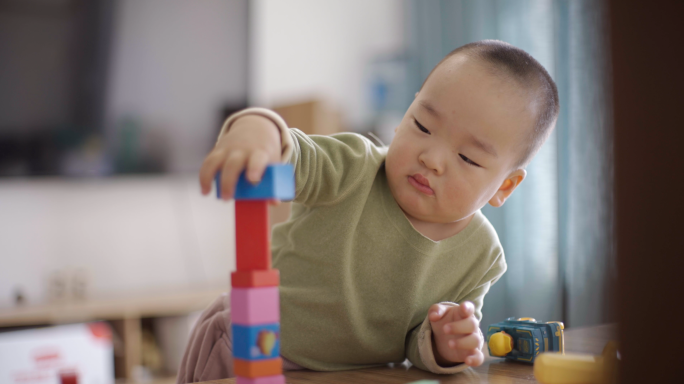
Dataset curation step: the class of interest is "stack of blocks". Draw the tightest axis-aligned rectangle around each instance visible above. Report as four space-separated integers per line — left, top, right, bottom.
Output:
216 164 295 384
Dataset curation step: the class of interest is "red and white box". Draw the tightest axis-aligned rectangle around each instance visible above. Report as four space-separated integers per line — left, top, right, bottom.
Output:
0 322 114 384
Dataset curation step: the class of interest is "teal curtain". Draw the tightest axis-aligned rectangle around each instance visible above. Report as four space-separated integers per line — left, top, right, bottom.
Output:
405 0 614 328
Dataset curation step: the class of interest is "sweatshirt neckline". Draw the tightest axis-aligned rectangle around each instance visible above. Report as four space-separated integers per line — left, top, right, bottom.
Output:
379 167 485 255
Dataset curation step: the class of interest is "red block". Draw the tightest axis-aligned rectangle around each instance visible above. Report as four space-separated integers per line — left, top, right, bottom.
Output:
236 201 271 270
232 269 280 288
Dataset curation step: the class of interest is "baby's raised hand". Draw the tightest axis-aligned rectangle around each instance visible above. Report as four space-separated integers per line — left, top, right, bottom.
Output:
428 301 484 367
199 115 282 199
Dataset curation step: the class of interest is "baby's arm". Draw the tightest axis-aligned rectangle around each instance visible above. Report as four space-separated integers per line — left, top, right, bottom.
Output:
201 107 384 206
406 253 506 374
199 112 285 199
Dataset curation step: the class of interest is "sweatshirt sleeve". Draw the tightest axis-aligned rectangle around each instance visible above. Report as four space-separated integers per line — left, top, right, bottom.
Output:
287 128 384 206
405 252 507 374
217 107 294 162
405 302 471 374
217 108 384 206
457 251 507 322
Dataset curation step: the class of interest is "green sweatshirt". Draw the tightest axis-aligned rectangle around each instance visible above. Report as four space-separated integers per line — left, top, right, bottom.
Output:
271 128 507 373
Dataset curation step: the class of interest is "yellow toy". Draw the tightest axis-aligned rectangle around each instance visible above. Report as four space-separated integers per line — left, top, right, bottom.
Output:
534 341 619 384
488 331 514 356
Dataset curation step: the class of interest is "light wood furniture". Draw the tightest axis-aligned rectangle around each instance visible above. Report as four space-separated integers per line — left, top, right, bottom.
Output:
199 324 616 384
269 99 346 230
273 99 343 137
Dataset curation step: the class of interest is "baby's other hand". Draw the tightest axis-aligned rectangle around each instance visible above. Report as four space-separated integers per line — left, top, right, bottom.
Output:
428 301 484 367
199 115 282 199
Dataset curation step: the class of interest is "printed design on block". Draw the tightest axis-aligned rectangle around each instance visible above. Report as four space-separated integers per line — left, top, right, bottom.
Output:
233 323 280 360
257 329 278 356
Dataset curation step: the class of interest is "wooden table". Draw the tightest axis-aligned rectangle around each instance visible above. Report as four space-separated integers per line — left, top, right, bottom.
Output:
200 324 616 384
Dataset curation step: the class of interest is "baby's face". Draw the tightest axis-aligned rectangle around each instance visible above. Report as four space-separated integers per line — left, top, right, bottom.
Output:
386 54 538 224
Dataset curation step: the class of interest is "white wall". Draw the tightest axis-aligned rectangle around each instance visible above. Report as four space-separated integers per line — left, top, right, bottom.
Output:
0 0 408 309
0 177 234 309
250 0 405 129
105 0 249 172
0 0 248 310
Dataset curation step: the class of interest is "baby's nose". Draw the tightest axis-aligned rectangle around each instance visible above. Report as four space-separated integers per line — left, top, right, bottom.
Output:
419 151 445 175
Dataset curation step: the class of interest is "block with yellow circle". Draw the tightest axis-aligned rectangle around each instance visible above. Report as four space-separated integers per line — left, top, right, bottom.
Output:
233 323 280 360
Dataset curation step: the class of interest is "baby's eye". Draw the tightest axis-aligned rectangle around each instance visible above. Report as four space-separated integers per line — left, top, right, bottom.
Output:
414 119 431 134
459 154 481 167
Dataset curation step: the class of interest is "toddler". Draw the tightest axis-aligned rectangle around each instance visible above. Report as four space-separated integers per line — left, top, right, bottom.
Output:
178 40 559 382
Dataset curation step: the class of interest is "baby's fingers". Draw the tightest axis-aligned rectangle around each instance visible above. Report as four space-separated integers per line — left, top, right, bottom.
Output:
448 333 481 351
219 151 249 200
246 150 270 185
199 149 228 195
428 303 449 323
463 349 485 367
457 301 475 319
443 316 479 335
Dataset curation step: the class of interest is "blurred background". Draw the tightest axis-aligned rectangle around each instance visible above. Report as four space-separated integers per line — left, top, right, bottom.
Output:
0 0 613 382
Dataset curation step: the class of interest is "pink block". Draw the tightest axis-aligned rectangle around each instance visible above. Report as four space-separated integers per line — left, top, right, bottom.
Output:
236 375 285 384
231 287 279 325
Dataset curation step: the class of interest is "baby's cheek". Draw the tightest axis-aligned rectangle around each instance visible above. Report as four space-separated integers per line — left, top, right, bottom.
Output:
448 182 481 212
439 186 467 212
385 149 406 178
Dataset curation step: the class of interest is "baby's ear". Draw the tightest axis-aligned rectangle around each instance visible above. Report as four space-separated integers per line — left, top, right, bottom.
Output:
488 169 526 208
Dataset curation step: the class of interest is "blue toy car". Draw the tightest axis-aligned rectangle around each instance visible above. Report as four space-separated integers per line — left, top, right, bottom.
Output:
486 317 564 363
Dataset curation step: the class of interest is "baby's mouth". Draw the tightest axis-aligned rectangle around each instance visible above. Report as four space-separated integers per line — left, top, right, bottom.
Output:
408 174 435 196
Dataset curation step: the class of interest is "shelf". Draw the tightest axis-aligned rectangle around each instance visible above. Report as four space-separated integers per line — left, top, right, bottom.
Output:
0 289 226 327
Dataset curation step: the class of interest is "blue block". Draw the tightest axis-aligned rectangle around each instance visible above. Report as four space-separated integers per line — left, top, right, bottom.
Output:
232 323 280 360
215 164 295 201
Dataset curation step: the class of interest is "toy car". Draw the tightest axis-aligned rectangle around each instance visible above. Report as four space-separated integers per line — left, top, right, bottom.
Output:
486 317 564 363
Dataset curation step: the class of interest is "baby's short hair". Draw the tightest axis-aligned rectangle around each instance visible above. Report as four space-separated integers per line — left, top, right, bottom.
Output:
424 40 560 169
